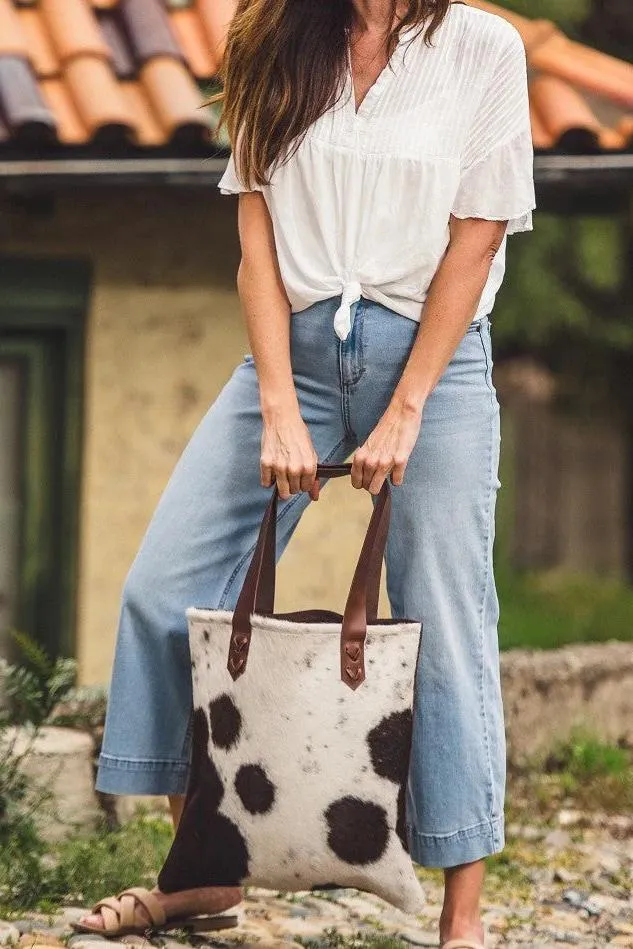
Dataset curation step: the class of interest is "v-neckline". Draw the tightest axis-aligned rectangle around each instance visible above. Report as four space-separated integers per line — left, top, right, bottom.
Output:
346 24 413 119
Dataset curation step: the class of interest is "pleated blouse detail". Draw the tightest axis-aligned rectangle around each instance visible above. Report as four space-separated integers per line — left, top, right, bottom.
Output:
218 4 536 340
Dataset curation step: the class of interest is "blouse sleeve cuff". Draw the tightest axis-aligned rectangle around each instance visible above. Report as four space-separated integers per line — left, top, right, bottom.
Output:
217 154 263 196
451 129 536 236
451 208 533 235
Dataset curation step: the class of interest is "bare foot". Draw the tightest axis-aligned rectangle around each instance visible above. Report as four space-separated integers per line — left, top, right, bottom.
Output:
79 886 243 931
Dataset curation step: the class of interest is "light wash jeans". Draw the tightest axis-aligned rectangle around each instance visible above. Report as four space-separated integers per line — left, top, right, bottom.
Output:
96 295 504 869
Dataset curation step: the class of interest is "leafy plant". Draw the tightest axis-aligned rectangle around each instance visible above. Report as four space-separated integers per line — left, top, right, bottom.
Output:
297 929 407 949
2 631 76 727
41 814 173 908
0 632 77 911
545 732 630 779
507 735 633 822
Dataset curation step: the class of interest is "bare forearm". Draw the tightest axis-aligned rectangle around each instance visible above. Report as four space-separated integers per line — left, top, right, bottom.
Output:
393 242 496 411
351 218 506 494
236 192 319 500
235 191 301 421
237 257 297 419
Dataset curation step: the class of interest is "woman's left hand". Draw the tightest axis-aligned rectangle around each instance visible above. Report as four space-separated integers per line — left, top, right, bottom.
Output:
351 397 423 494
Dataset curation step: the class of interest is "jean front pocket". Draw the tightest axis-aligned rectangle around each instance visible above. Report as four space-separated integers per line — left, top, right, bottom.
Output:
466 314 487 334
475 318 496 399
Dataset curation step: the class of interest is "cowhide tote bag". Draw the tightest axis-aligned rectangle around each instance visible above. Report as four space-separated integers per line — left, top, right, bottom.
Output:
158 464 424 914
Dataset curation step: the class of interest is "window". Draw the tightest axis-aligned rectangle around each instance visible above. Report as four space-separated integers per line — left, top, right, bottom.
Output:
0 258 90 661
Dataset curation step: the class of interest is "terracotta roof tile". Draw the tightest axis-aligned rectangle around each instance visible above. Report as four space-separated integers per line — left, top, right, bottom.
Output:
169 7 217 78
17 8 59 77
0 0 631 157
0 0 30 58
40 77 88 143
618 116 633 145
97 10 136 79
530 74 601 152
140 54 212 144
529 100 551 151
470 0 633 153
119 0 183 65
120 80 164 145
599 126 626 151
64 56 135 142
0 55 55 143
0 0 218 153
196 0 235 66
40 0 111 64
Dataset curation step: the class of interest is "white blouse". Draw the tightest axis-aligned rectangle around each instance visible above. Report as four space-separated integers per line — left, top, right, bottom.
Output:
218 3 536 340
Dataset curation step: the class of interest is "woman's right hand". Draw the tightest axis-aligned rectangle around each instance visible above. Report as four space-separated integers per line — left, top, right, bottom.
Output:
260 408 320 501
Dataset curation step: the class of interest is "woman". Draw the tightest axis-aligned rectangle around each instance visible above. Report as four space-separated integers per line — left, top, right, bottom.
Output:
77 1 535 946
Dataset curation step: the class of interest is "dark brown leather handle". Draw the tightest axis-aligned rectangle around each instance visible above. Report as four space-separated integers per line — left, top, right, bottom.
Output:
229 463 391 689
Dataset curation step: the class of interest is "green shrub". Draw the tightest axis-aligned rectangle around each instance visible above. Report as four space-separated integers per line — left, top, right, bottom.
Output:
0 633 77 912
297 930 407 949
2 631 76 727
42 814 173 908
546 732 630 779
497 568 633 651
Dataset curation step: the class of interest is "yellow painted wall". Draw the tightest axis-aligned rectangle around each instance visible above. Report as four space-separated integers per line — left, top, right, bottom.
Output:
0 188 384 684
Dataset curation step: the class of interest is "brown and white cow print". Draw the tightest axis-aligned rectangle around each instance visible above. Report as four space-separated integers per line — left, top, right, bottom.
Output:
158 610 424 915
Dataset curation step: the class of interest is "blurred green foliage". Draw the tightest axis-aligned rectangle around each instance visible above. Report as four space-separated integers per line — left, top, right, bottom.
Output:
494 211 631 415
483 2 633 392
498 0 633 56
497 567 633 650
547 730 630 778
501 0 590 31
496 215 626 346
0 635 76 912
0 813 173 914
41 814 173 910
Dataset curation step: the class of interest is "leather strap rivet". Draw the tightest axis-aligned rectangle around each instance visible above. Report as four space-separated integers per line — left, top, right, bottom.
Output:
231 464 390 687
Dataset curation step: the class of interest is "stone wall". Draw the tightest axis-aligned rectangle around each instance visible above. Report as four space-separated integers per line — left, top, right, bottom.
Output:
500 641 633 763
0 187 382 684
12 641 633 837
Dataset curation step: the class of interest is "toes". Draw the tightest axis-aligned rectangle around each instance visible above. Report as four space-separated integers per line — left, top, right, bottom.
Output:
79 915 105 929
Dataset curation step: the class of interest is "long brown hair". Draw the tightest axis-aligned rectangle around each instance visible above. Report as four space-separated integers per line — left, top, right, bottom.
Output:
210 1 452 189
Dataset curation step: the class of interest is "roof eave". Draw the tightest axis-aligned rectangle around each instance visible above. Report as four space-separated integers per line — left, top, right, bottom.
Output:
0 155 632 198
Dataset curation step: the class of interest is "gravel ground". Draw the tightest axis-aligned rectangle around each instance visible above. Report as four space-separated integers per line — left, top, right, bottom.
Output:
3 811 633 949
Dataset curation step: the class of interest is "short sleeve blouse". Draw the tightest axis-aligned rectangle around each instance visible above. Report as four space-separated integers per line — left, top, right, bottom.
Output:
218 3 536 340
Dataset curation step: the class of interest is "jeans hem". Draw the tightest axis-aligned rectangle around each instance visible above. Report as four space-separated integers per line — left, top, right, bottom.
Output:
407 814 505 868
96 755 190 796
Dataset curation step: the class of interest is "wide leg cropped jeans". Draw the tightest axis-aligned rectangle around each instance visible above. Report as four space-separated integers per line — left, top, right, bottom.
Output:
96 295 505 869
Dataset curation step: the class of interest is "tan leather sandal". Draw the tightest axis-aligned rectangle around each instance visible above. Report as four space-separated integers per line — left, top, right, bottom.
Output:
70 886 239 938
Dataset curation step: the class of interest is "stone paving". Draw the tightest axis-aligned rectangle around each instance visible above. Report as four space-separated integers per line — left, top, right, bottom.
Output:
2 813 633 949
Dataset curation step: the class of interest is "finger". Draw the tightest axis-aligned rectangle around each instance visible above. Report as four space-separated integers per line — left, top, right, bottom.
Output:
309 479 321 502
368 466 389 496
260 460 274 488
351 452 365 489
300 465 317 495
275 470 291 501
362 457 378 491
391 457 408 487
287 467 302 496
